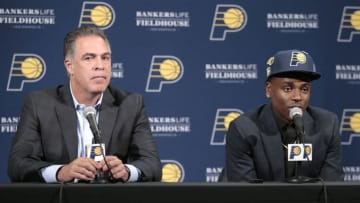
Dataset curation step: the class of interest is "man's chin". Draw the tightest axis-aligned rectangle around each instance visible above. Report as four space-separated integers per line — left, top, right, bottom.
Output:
90 86 107 94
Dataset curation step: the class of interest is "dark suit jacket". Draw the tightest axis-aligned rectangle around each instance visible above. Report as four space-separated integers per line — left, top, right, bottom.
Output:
8 84 162 182
225 103 344 182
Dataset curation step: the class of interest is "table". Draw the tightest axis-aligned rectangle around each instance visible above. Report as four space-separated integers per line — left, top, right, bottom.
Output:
0 182 359 203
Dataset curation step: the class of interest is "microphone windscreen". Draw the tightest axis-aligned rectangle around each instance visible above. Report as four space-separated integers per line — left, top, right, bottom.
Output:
289 107 302 119
83 106 96 117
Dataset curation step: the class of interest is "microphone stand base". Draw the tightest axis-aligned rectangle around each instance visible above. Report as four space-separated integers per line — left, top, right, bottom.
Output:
89 178 109 184
286 176 317 184
89 171 110 184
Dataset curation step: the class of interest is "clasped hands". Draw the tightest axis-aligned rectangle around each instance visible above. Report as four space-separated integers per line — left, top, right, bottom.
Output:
56 155 129 183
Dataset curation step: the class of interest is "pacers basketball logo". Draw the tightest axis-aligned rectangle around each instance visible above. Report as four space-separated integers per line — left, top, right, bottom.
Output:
7 53 46 91
146 55 184 92
78 1 115 29
86 143 105 162
290 51 307 66
210 4 247 41
340 109 360 145
337 6 360 42
161 160 185 182
288 144 312 161
210 108 242 145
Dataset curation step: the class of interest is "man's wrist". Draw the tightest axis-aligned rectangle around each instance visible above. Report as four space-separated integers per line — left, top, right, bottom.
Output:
56 166 64 182
124 165 131 181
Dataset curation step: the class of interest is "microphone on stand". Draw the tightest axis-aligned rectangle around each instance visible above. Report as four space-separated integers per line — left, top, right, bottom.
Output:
84 106 101 143
286 107 315 183
290 107 304 141
83 106 110 183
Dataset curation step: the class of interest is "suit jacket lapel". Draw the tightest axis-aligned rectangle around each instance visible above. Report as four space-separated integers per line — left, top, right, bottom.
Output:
98 89 118 150
303 111 315 142
257 104 286 179
56 85 78 161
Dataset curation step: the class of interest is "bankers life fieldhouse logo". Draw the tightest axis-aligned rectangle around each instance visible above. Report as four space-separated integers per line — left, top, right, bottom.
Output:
145 55 184 92
210 4 247 41
78 1 115 29
0 7 56 29
210 108 242 145
337 6 360 42
7 53 46 91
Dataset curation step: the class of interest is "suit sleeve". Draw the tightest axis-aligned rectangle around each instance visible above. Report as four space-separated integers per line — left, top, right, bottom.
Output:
225 117 258 182
7 93 48 182
127 95 162 181
319 115 344 181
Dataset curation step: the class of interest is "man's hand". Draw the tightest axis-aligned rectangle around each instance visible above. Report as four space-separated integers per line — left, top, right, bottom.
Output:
100 156 129 182
56 157 100 182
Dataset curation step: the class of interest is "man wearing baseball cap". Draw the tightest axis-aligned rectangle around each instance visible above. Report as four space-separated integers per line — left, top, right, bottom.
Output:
223 49 344 182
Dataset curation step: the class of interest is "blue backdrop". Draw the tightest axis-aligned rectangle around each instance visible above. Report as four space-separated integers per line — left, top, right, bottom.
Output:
1 0 360 183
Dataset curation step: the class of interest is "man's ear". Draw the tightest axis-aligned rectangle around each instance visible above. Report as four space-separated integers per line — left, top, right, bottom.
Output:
64 58 73 76
265 81 271 98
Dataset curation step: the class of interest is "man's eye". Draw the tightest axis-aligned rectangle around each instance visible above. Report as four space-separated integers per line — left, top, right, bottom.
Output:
301 87 309 93
284 87 292 92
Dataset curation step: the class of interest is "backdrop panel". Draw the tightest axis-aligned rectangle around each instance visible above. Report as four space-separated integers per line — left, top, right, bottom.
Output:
1 0 359 183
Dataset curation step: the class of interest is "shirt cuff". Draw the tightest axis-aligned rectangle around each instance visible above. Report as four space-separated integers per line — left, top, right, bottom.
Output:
125 164 141 182
40 165 64 183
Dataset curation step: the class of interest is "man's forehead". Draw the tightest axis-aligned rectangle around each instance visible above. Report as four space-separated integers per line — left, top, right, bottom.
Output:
271 77 311 85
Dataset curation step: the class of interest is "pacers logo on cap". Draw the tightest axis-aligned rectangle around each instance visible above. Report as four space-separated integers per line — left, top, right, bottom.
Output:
290 51 307 66
7 53 46 91
78 1 115 29
210 4 247 41
340 109 360 145
210 108 242 145
337 6 360 42
161 160 184 182
145 55 184 92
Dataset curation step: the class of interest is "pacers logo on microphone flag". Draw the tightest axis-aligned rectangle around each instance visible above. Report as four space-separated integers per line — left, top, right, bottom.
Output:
86 144 105 162
7 53 46 91
288 144 312 161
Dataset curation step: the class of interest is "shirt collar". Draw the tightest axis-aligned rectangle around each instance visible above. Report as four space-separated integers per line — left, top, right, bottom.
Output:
69 83 103 110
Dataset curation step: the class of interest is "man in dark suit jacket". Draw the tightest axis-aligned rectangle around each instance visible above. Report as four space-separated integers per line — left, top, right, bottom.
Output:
8 26 162 183
224 49 344 182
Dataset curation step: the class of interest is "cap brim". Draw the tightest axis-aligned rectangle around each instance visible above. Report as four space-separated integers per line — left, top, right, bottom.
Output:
268 71 321 82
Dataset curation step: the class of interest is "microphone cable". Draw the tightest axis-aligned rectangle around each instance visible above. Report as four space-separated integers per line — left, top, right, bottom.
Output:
96 134 116 183
83 106 116 183
58 182 64 203
301 139 328 203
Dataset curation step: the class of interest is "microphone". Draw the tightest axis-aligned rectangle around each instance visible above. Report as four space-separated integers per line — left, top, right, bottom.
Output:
83 106 111 183
286 107 315 184
83 106 101 143
289 107 304 139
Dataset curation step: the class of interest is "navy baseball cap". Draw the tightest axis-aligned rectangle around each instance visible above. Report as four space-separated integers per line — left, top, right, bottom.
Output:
266 49 321 81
